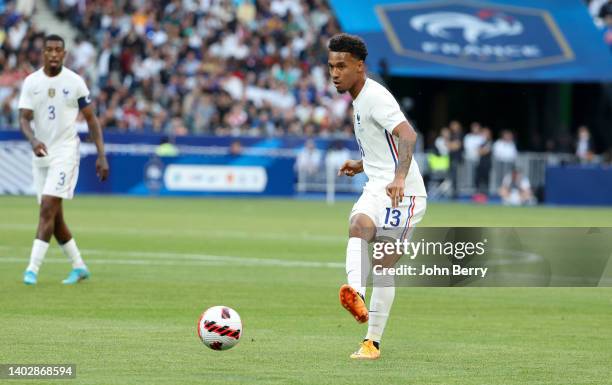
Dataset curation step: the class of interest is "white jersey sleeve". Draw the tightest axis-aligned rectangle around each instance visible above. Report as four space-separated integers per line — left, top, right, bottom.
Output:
18 77 34 110
369 91 405 134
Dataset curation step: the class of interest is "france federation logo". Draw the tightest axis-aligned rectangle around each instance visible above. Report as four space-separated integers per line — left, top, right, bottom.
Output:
376 0 574 70
410 11 523 44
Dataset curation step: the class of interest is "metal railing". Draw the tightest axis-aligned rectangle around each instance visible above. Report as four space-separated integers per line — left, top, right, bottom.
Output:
296 151 578 202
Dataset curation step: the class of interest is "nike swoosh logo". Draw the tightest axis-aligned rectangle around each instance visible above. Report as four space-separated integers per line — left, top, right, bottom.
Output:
33 91 41 95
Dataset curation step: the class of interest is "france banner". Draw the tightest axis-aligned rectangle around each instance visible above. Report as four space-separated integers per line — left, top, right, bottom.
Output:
329 0 612 82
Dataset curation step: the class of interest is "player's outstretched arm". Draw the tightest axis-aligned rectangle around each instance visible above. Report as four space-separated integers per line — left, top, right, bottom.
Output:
81 105 109 181
386 121 417 207
19 108 47 157
338 159 364 177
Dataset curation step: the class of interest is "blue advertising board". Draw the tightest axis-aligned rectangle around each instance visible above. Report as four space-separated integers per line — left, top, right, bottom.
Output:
545 165 612 205
329 0 612 82
77 154 296 197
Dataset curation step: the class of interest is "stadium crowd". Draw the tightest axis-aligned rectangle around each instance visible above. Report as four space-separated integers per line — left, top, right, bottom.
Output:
1 1 610 155
0 0 358 138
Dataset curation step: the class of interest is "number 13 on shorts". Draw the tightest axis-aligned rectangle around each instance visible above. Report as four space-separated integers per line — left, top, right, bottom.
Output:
383 196 423 229
384 207 401 227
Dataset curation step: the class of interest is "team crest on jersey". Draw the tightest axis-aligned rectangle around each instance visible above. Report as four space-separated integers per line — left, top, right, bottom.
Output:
355 111 363 132
48 88 55 98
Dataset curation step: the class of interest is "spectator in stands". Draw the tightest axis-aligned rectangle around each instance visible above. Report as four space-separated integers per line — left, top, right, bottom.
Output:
475 126 493 195
463 121 484 190
326 139 350 173
463 122 484 162
191 93 218 135
492 130 518 186
426 127 451 198
296 139 322 185
499 168 535 206
70 35 96 75
434 127 450 156
493 130 518 164
575 125 595 163
120 96 144 132
36 0 347 138
447 120 463 198
96 35 114 89
0 86 19 128
15 0 34 17
169 116 189 136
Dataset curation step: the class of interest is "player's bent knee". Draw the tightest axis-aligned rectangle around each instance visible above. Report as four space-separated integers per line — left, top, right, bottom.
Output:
349 215 376 241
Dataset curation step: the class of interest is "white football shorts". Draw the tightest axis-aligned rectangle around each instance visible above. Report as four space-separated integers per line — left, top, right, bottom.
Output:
32 154 80 204
350 182 427 241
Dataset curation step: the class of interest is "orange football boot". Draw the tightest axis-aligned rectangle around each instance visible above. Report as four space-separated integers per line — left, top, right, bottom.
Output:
339 284 368 323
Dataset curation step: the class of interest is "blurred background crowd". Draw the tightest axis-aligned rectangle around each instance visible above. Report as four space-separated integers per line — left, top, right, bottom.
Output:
1 0 611 203
1 0 357 138
1 1 610 144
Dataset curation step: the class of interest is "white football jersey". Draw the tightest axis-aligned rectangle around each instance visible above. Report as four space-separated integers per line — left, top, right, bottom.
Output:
352 78 426 197
18 67 90 163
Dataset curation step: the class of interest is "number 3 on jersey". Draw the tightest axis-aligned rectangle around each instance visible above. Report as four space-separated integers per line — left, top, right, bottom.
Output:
384 208 401 227
48 105 55 120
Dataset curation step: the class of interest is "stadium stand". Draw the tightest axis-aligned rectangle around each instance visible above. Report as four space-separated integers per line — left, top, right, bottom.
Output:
30 0 353 138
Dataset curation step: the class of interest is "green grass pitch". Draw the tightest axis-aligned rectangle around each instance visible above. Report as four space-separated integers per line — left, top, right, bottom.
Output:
1 196 611 384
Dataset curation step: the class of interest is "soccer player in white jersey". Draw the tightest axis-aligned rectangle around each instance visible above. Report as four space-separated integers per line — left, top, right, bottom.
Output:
328 34 427 359
18 34 109 285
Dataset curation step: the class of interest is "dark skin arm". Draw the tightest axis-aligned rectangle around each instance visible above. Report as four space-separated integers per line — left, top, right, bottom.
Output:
81 104 109 181
338 159 363 177
386 121 417 208
19 109 48 157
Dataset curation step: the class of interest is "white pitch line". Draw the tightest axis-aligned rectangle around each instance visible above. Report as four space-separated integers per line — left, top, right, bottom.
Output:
1 247 607 285
0 223 345 243
0 257 266 267
0 246 344 269
0 246 544 270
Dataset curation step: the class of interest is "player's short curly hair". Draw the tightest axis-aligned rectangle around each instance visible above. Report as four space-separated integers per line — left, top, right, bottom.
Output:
44 34 65 48
328 33 368 61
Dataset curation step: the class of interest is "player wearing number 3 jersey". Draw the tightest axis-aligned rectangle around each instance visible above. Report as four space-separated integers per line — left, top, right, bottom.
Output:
17 34 109 286
328 33 427 359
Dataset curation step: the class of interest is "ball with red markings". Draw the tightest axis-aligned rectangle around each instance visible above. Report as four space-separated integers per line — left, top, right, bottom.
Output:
197 306 242 350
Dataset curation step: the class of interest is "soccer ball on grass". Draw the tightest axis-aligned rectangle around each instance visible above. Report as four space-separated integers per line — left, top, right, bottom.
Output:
197 306 242 350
